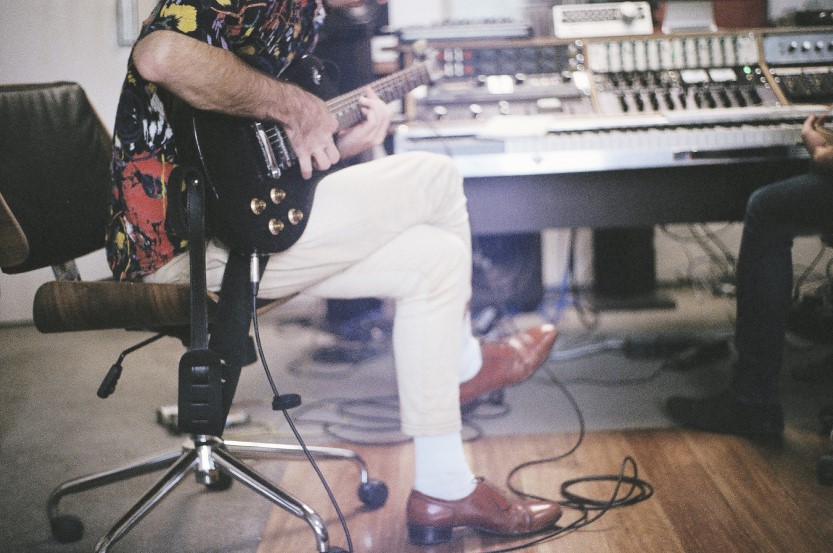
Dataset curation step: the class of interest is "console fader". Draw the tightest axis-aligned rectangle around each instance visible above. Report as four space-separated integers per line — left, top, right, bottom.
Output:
585 33 781 115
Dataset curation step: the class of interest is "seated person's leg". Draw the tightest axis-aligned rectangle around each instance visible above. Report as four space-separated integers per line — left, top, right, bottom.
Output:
304 222 560 544
668 171 833 437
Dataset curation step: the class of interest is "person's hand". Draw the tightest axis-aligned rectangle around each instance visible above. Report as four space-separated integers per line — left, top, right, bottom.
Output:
335 87 392 159
282 89 340 180
802 113 833 171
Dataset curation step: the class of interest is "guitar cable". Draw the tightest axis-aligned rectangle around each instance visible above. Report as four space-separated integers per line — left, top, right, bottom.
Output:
248 253 355 553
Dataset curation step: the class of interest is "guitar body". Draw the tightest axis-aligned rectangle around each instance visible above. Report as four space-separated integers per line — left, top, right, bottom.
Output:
188 56 337 254
175 52 435 254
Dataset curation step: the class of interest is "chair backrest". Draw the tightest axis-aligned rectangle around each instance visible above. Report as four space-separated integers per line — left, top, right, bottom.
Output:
0 189 28 268
0 82 112 274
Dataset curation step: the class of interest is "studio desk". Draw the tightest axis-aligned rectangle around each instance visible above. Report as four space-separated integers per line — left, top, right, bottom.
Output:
393 27 833 234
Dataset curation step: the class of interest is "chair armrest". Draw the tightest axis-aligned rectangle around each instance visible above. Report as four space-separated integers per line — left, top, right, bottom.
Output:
33 281 218 333
0 190 29 269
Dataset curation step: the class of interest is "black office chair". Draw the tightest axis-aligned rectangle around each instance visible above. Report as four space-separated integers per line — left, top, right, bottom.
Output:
0 81 386 552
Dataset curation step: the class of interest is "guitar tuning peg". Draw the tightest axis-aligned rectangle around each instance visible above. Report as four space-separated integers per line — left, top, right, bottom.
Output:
412 39 428 58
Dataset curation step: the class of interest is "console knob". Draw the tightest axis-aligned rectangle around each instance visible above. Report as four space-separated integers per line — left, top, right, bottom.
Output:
620 2 638 24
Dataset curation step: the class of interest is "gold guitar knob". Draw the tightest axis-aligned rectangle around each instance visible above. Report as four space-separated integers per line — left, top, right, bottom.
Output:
270 188 287 204
268 219 285 235
288 208 304 225
251 198 267 215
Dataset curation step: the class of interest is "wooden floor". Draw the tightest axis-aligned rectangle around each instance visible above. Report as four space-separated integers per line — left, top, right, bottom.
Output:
258 427 833 553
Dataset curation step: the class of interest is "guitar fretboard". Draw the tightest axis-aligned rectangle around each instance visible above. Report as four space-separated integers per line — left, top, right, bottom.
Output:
328 62 432 130
264 60 434 167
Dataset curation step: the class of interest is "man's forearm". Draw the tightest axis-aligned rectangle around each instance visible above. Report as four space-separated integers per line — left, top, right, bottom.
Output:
132 29 341 178
132 30 312 125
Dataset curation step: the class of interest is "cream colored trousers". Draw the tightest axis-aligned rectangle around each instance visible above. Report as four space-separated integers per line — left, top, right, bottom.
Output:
147 152 477 436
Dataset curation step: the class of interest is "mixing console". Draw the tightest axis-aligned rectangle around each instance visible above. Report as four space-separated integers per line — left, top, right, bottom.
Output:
397 27 833 176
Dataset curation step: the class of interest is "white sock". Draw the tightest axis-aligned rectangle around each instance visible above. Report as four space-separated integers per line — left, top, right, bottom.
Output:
413 432 477 500
459 313 482 384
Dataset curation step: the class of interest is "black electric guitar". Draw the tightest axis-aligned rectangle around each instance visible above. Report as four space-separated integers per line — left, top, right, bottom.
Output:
180 53 439 254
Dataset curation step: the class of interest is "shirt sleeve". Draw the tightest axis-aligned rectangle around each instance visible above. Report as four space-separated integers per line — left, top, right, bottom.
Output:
136 1 321 77
138 0 243 50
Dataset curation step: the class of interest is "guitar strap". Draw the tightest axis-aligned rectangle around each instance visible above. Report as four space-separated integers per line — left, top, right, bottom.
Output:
207 248 266 423
176 165 225 436
167 92 267 435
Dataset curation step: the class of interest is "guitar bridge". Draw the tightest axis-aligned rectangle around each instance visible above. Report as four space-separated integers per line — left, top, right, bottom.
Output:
254 122 282 179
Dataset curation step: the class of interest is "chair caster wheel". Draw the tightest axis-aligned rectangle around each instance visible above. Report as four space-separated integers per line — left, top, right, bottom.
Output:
818 453 833 486
206 471 233 491
51 514 84 543
358 478 388 509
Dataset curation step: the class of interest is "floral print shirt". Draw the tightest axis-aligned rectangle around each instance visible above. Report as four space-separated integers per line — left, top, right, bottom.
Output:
106 0 325 281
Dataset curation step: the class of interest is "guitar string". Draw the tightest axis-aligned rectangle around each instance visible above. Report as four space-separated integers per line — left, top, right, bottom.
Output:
328 76 423 126
326 63 428 111
261 63 431 166
326 64 430 123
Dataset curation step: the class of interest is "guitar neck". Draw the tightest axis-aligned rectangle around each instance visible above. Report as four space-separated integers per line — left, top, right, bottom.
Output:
327 62 431 130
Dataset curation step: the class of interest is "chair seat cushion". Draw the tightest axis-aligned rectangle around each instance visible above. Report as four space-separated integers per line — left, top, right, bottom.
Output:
33 281 218 333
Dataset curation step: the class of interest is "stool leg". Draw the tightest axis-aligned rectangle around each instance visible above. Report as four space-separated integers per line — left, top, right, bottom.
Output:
225 440 371 484
48 450 183 526
212 444 332 553
224 439 389 510
94 449 199 552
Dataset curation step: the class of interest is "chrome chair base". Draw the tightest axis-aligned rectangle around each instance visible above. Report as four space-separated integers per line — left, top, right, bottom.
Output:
48 435 388 552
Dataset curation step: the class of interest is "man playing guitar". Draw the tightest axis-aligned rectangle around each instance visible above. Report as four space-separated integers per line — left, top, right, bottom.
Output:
106 1 561 545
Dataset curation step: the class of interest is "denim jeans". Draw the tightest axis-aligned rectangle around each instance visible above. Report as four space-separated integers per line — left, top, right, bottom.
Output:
733 170 833 404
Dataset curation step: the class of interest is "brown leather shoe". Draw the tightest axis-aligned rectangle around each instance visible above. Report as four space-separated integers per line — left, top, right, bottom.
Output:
406 478 562 545
460 323 557 407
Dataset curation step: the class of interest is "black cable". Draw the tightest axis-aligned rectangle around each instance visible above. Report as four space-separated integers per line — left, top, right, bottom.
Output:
249 277 354 553
539 229 598 330
466 369 653 553
271 325 655 552
793 243 827 299
697 224 737 270
553 360 668 388
290 394 491 445
565 229 599 331
659 223 738 294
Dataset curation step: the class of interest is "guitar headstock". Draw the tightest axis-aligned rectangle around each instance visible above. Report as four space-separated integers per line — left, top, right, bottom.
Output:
411 39 444 84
